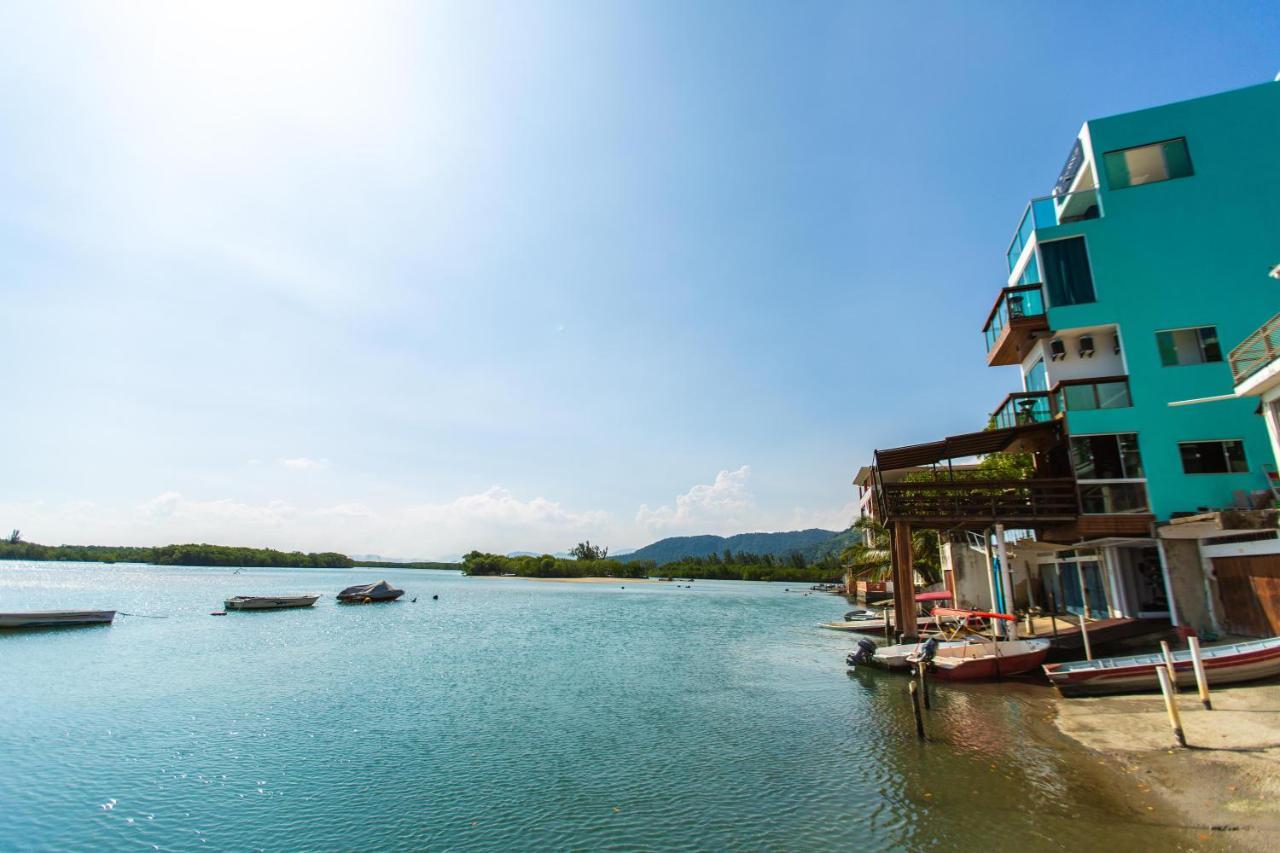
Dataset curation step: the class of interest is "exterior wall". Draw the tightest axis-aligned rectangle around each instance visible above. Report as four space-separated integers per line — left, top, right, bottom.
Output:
1022 81 1280 520
1159 538 1214 633
942 538 994 611
1020 327 1125 389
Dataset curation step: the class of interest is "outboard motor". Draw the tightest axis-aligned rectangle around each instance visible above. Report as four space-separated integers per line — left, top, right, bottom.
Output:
918 637 939 664
845 638 878 667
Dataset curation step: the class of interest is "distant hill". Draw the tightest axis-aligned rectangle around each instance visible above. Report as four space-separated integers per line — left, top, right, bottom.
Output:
617 528 856 566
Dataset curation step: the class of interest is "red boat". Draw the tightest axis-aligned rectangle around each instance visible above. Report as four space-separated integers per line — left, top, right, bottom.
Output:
1044 636 1280 696
908 610 1052 680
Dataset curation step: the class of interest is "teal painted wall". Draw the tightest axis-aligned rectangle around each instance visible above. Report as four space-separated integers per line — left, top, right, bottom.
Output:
1035 81 1280 520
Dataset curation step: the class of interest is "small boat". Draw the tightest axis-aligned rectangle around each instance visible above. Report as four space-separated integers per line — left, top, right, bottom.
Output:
870 638 982 671
336 580 405 603
910 638 1052 680
820 618 889 633
224 595 319 611
0 610 116 629
1044 636 1280 697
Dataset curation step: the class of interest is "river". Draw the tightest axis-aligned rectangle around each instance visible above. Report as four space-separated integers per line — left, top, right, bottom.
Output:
0 562 1219 850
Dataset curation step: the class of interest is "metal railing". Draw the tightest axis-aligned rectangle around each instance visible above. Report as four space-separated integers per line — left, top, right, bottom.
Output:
983 284 1046 352
879 478 1079 524
1229 312 1280 385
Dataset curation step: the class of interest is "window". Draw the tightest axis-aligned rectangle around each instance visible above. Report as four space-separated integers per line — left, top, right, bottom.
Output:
1040 237 1096 307
1156 326 1222 366
1025 358 1047 393
1103 138 1193 189
1070 433 1144 480
1179 440 1248 474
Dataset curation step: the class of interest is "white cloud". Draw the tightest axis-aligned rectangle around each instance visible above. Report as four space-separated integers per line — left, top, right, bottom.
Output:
278 457 330 470
636 466 755 534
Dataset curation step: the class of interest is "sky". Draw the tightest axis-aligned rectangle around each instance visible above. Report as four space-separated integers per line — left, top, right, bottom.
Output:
2 2 1277 559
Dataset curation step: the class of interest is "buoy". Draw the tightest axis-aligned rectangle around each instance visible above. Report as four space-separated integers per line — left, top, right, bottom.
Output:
211 611 226 616
432 594 438 600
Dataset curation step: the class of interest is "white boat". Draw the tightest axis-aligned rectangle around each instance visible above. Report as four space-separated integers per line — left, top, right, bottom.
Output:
224 595 319 611
1044 636 1280 696
0 610 116 629
870 638 978 671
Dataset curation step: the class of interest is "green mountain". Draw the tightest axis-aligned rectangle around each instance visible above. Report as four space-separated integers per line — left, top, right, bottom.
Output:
618 528 857 566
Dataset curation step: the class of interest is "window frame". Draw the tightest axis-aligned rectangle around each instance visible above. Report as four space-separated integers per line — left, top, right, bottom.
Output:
1038 235 1098 308
1102 137 1194 191
1178 439 1249 475
1155 325 1222 367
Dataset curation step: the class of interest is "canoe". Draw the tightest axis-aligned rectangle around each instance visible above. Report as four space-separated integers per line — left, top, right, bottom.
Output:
0 610 116 629
224 595 319 611
337 580 405 603
909 638 1052 680
1044 636 1280 697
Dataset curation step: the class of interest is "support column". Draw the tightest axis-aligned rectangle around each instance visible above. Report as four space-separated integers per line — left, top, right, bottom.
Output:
893 520 917 642
982 528 999 615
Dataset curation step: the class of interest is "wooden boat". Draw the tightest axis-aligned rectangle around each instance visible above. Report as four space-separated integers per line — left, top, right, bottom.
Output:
910 638 1052 680
1044 636 1280 697
337 580 405 603
0 610 116 629
224 595 319 611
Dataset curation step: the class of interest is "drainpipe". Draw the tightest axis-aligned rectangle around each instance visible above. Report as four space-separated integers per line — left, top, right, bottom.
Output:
995 523 1017 640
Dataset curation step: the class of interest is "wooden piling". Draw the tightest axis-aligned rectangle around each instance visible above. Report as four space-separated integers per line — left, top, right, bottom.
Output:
1076 569 1093 661
917 663 931 711
1160 640 1178 692
908 681 925 740
1188 637 1212 711
1155 667 1187 748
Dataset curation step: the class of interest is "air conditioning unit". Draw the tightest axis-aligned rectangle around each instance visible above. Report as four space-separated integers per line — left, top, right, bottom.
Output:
1049 339 1067 361
1078 335 1095 358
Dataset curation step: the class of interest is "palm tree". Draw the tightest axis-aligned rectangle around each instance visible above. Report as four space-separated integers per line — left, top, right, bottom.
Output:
839 517 941 586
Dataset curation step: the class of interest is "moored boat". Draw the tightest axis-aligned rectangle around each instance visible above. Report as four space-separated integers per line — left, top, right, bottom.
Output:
910 638 1052 680
870 638 981 671
224 595 319 611
1044 636 1280 697
0 610 116 629
336 580 405 603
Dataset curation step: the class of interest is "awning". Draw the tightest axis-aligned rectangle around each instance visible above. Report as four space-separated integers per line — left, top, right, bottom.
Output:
874 421 1061 472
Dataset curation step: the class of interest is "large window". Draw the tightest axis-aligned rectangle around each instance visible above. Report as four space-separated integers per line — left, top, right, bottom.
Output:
1103 138 1193 189
1040 237 1096 307
1070 433 1144 479
1156 326 1222 366
1025 358 1047 393
1179 440 1248 474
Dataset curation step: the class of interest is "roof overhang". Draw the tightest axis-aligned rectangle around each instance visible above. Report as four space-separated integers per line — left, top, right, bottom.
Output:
874 421 1062 472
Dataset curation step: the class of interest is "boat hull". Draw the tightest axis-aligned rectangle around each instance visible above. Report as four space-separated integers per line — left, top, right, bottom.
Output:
914 640 1052 681
224 595 319 611
1045 637 1280 696
0 610 116 629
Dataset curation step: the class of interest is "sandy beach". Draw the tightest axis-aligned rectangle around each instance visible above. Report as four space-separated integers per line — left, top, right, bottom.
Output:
1054 683 1280 850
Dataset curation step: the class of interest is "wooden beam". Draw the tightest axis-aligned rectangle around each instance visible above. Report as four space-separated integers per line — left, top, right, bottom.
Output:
894 520 917 642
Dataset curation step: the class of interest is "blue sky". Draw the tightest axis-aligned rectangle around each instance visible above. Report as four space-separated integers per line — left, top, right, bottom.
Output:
2 2 1277 558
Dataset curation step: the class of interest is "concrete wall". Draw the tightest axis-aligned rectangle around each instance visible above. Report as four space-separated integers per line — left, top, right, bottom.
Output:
1160 537 1214 634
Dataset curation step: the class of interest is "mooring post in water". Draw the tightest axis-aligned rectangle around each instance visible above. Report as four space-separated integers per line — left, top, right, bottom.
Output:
908 681 925 740
1160 640 1178 692
1156 667 1187 748
1047 590 1059 640
916 663 930 711
1188 636 1212 710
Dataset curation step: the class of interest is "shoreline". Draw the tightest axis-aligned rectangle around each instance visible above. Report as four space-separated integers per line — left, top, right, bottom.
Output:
484 575 657 584
1053 683 1280 850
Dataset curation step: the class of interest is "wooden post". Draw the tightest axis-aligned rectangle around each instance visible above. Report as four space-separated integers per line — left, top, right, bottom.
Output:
894 520 917 642
1048 590 1059 640
916 663 930 710
1156 667 1187 748
1188 637 1212 710
1077 567 1093 661
1160 640 1178 692
908 681 925 740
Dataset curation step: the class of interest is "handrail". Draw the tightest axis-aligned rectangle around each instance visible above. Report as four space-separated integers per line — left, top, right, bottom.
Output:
881 477 1076 490
1228 312 1280 385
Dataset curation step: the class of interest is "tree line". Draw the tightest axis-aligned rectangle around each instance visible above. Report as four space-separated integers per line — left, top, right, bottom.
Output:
461 547 845 583
0 539 354 568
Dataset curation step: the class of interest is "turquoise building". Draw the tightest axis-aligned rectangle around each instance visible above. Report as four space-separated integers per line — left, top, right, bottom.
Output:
980 79 1280 626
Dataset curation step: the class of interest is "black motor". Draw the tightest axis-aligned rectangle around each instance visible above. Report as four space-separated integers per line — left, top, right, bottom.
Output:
845 638 878 667
917 637 940 664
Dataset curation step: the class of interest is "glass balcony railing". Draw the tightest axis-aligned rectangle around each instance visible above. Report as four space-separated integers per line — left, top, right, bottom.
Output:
1052 377 1132 413
983 284 1046 353
991 391 1053 430
1006 186 1103 272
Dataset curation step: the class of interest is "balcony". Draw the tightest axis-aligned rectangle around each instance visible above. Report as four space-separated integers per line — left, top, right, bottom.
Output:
991 391 1053 430
878 478 1079 527
983 284 1048 366
1006 186 1102 274
1229 311 1280 387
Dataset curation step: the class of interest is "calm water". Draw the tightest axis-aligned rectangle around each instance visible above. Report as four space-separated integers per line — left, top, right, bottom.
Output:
0 563 1216 851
